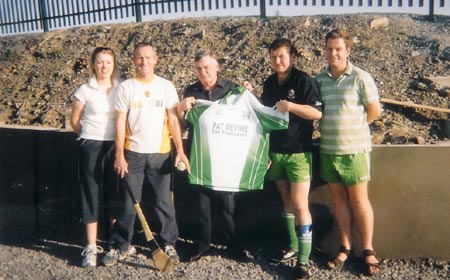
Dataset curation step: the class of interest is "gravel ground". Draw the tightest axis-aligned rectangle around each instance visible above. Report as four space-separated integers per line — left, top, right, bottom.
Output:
1 232 450 280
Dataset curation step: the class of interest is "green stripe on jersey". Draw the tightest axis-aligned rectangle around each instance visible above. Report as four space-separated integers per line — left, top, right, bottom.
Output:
186 87 288 192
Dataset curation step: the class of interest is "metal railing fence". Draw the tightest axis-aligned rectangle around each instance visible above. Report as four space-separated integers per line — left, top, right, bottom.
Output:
0 0 449 35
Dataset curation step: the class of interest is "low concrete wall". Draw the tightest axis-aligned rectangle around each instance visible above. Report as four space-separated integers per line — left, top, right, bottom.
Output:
372 145 450 259
1 126 449 259
312 144 450 260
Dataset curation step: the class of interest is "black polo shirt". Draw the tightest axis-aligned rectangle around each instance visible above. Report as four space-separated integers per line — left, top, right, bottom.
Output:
261 67 323 154
183 78 238 101
183 77 239 155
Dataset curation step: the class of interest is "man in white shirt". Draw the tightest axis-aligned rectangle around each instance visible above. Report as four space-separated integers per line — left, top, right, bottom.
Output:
102 42 189 266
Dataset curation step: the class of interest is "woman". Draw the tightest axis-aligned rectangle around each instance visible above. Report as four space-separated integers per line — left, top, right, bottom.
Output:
70 47 122 267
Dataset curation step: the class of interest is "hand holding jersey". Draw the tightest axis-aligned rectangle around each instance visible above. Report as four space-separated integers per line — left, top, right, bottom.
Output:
185 86 288 192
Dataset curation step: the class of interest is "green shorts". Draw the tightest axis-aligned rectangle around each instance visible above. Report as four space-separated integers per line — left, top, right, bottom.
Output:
266 152 312 183
320 153 371 186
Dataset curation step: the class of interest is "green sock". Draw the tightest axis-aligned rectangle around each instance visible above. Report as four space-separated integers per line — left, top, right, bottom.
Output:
283 212 298 250
296 224 312 264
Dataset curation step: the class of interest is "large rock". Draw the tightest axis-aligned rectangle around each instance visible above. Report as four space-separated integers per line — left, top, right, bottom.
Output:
370 17 389 29
426 76 450 97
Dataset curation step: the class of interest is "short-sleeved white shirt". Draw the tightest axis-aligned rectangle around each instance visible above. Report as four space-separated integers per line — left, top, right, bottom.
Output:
74 77 119 141
115 76 179 153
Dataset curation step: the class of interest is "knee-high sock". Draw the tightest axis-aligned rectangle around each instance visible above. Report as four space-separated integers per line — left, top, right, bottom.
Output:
296 224 312 264
283 212 298 250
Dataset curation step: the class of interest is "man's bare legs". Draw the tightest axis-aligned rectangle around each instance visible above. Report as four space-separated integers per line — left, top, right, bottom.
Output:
328 182 352 265
328 181 379 273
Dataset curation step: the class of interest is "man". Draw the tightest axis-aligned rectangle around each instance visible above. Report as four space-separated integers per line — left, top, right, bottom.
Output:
102 42 189 266
177 50 248 262
315 28 382 276
261 38 323 280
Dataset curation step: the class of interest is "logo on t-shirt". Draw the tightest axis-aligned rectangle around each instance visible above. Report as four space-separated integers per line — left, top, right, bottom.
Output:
145 91 151 97
287 89 295 100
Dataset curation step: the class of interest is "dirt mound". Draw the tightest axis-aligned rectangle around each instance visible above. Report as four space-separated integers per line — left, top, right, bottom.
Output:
1 14 449 144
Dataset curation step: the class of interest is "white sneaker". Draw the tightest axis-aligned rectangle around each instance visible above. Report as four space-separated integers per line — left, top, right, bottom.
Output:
81 245 103 267
164 245 179 263
280 248 298 263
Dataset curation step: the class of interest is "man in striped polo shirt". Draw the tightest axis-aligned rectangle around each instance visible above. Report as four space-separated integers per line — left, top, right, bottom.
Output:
315 28 382 276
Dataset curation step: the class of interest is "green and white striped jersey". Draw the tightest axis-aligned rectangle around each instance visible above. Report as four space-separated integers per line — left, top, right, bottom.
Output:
186 87 289 192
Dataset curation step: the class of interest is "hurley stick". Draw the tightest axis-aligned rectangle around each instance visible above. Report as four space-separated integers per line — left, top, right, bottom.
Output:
123 183 175 272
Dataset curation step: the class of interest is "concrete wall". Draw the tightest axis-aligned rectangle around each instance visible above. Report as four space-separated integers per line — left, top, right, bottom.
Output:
312 144 450 260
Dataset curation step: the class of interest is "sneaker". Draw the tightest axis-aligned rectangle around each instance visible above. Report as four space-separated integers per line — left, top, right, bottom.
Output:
102 245 136 266
81 245 103 267
294 263 311 280
102 248 124 267
164 245 179 263
280 248 298 263
122 245 137 258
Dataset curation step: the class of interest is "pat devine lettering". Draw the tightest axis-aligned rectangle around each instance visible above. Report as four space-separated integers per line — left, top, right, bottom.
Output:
212 121 249 137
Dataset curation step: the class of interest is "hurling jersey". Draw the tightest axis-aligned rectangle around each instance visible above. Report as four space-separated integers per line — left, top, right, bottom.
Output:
185 87 289 192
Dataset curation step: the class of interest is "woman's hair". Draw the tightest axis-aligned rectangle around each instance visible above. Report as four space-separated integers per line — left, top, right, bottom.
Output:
90 46 118 79
325 28 353 48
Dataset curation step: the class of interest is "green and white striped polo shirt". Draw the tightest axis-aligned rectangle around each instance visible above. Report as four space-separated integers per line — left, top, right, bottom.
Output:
315 62 379 155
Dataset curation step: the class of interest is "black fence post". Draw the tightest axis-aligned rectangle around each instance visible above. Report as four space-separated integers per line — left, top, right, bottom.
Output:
428 0 435 21
38 0 49 32
135 0 142 22
260 0 266 18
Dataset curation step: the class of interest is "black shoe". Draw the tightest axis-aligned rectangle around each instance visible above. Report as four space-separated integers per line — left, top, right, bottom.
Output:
188 249 208 262
294 263 311 280
227 248 251 262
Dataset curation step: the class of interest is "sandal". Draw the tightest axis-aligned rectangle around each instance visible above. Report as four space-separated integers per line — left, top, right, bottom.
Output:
327 245 351 269
362 249 381 276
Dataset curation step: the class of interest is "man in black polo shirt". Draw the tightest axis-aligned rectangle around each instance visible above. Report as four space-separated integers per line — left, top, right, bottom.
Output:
177 50 248 262
261 39 323 280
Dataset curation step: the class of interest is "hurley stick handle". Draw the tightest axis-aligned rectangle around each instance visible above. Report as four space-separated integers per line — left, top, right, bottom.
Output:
123 182 155 241
133 202 155 241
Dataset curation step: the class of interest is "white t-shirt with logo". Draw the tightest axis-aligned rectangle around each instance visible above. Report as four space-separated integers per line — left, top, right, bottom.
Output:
115 76 179 153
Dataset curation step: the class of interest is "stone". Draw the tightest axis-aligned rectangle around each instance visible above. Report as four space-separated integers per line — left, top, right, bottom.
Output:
439 46 450 61
370 17 389 29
